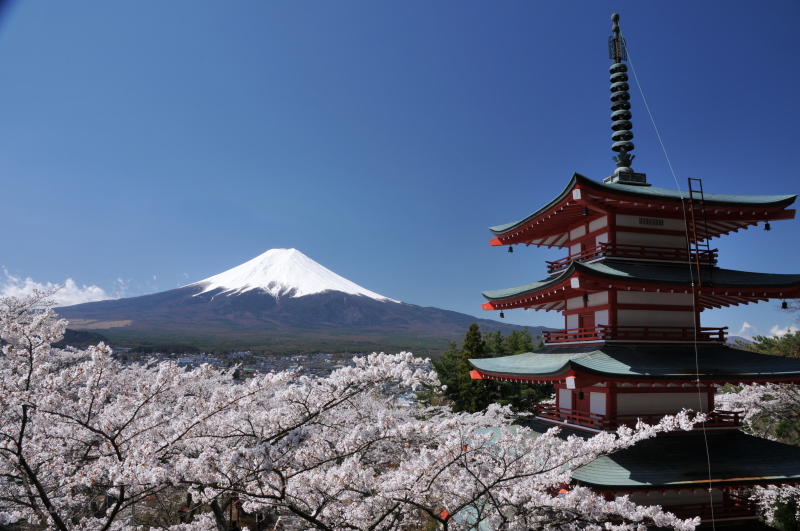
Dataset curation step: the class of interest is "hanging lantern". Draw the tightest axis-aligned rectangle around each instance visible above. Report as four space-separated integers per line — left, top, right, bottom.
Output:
582 292 590 303
583 207 591 216
578 391 585 400
765 222 772 231
782 300 789 310
508 246 514 253
499 311 505 319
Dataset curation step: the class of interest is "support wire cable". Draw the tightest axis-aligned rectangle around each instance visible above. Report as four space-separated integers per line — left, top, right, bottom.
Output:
622 32 717 531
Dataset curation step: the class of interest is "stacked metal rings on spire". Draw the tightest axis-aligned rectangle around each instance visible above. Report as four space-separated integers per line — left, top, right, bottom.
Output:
609 13 633 156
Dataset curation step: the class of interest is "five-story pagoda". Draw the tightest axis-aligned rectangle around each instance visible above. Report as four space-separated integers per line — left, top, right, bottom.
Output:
470 13 800 527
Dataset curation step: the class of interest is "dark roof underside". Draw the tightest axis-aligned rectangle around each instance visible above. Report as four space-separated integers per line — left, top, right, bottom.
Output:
571 431 800 489
490 173 797 235
481 261 800 301
469 344 800 381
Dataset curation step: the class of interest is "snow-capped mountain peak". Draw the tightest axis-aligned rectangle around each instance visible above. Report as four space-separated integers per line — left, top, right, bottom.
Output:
188 248 398 302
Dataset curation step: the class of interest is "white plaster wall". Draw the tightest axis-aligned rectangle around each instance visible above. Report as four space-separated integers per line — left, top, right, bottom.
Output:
595 232 609 245
616 214 686 231
590 392 606 415
570 226 586 241
566 297 584 310
566 314 579 329
570 243 581 256
617 309 695 327
617 291 693 306
587 291 608 307
595 309 609 326
558 389 573 410
617 393 708 415
616 231 687 248
589 216 608 233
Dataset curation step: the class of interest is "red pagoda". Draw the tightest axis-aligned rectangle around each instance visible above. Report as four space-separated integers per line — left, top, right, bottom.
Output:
470 13 800 527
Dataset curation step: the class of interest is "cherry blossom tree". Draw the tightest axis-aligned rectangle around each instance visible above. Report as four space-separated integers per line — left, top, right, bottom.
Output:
0 289 260 531
716 383 800 526
716 382 800 443
1 291 699 531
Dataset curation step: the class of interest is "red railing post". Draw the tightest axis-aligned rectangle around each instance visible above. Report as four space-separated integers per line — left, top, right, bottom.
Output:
545 244 719 274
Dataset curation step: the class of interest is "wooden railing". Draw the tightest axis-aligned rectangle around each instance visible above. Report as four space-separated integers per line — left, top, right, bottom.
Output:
534 404 742 431
546 243 718 274
546 246 606 273
542 325 728 344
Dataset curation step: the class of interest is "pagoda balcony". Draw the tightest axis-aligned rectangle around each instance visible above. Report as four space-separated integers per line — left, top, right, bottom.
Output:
546 243 718 274
534 404 743 431
542 325 728 345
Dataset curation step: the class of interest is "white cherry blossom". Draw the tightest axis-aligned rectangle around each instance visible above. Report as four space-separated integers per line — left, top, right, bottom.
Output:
0 292 699 531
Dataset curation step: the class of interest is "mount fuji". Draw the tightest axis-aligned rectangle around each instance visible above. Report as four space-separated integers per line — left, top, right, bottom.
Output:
57 249 540 354
188 248 398 302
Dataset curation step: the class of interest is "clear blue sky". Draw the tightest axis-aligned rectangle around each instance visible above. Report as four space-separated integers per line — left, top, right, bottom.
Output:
1 1 799 339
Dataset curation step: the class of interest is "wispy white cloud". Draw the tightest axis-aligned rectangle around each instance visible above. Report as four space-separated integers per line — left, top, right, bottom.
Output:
735 321 758 340
769 324 799 338
1 269 113 307
112 278 131 299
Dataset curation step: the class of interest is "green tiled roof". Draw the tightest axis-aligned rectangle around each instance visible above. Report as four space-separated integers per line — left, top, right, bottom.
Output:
572 431 800 488
469 344 800 381
482 276 560 300
490 173 797 235
481 261 800 301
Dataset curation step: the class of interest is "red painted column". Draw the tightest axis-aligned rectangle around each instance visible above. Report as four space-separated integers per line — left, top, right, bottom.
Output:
608 289 618 328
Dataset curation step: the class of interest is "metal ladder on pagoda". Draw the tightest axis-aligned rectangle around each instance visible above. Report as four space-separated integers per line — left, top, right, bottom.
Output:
686 178 714 287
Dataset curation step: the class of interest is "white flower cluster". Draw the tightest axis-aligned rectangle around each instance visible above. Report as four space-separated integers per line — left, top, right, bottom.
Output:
716 382 800 440
0 291 698 531
716 382 800 522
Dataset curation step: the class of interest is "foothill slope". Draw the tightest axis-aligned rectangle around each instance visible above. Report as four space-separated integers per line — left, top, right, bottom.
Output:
58 249 543 355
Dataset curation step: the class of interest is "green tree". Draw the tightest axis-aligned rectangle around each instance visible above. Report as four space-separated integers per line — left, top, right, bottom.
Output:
455 323 490 412
773 499 800 531
483 330 506 356
462 322 486 359
432 324 491 413
743 330 800 358
434 325 550 414
505 328 535 354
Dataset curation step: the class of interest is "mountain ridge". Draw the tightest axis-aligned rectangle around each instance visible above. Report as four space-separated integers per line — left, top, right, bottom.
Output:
57 249 545 355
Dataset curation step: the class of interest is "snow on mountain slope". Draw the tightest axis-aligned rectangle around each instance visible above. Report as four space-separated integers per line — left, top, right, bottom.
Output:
188 249 398 302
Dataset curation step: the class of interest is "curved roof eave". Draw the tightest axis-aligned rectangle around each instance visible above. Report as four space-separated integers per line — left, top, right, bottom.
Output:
481 262 578 301
468 345 800 381
488 173 797 236
481 261 800 302
489 173 581 235
468 352 579 378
